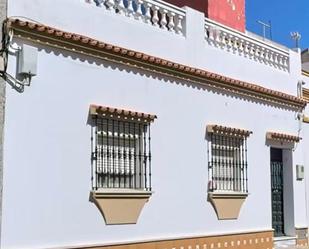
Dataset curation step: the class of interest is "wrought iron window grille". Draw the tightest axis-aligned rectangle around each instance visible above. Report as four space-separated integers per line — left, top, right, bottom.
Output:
207 125 252 193
90 105 156 191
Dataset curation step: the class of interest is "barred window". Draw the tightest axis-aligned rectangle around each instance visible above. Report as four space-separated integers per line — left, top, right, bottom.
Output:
90 105 156 191
207 125 252 193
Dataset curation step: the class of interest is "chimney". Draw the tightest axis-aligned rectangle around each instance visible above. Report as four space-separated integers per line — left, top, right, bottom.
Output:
165 0 246 32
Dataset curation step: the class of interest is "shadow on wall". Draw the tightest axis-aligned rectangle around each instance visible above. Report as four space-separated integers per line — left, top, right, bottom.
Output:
10 38 299 113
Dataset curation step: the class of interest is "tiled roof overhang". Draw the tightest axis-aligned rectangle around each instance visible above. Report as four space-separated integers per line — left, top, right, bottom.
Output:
89 104 157 123
207 125 252 137
266 132 301 143
6 18 307 110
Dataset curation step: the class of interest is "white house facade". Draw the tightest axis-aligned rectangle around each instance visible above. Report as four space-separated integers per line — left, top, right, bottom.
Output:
0 0 309 249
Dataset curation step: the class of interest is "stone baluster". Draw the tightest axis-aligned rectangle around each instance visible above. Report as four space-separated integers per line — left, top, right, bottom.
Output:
283 57 288 70
262 48 267 63
264 50 270 64
133 0 143 20
207 27 215 44
219 32 227 49
214 29 222 47
226 34 233 52
248 45 254 59
258 47 264 62
243 41 250 57
205 24 210 39
151 6 160 27
105 0 115 11
237 39 243 55
142 2 151 24
278 55 283 68
167 12 175 32
159 9 168 30
283 57 289 70
126 0 134 17
255 47 261 61
273 54 278 67
175 15 183 34
269 52 275 66
232 37 239 54
115 0 125 14
94 0 105 7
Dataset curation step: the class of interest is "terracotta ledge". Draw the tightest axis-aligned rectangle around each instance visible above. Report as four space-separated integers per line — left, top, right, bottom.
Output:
208 192 248 220
207 125 252 137
266 132 301 143
89 104 157 123
90 189 152 225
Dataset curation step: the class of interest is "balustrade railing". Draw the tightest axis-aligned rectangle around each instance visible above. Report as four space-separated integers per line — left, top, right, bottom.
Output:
85 0 186 35
205 18 290 72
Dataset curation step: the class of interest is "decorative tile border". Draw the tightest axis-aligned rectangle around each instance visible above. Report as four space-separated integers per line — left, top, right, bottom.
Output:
80 230 273 249
296 227 309 247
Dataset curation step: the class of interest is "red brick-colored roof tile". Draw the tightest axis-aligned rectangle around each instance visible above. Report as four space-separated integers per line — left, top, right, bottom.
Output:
266 132 301 143
207 125 252 137
89 104 157 122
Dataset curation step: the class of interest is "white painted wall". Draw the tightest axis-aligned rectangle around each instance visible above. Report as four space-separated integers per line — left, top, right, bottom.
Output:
283 149 295 236
1 1 307 248
8 0 301 95
1 40 306 248
301 76 309 230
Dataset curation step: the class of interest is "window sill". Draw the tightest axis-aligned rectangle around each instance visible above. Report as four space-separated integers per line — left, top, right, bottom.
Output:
90 189 152 225
208 191 248 220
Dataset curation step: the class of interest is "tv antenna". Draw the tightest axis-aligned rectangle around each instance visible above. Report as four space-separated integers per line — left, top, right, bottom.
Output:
257 20 272 40
291 32 301 48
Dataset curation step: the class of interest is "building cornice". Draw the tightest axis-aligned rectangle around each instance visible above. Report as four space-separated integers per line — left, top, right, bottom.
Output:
303 88 309 102
302 70 309 77
6 18 307 110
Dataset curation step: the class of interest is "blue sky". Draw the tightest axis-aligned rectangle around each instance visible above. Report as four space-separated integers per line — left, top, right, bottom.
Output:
246 0 309 50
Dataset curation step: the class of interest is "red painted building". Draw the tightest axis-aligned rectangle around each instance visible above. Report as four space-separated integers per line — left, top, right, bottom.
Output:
165 0 245 32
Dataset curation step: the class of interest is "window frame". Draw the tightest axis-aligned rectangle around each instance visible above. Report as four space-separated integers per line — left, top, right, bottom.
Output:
90 105 156 192
207 125 252 194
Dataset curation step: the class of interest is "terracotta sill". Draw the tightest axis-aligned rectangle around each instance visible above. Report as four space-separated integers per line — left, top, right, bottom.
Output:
208 191 248 220
90 189 152 225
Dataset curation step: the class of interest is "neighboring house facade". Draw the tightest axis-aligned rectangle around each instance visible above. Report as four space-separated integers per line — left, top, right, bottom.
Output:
0 0 309 248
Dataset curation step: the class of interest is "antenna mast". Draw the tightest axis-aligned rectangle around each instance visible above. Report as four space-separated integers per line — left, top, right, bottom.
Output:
291 32 301 48
257 20 272 40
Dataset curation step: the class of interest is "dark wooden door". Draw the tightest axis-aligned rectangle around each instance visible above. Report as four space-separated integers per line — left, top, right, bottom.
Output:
271 148 285 237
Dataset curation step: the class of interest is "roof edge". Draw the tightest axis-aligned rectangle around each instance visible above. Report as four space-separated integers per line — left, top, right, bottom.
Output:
6 18 307 110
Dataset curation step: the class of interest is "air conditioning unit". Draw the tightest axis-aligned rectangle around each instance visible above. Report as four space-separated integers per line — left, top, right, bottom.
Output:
296 165 305 180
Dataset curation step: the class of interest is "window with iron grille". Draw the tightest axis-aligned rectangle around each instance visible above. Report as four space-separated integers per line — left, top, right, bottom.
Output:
207 125 252 193
90 105 156 191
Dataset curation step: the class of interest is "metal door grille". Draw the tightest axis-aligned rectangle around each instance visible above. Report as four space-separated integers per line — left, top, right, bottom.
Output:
271 148 284 237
